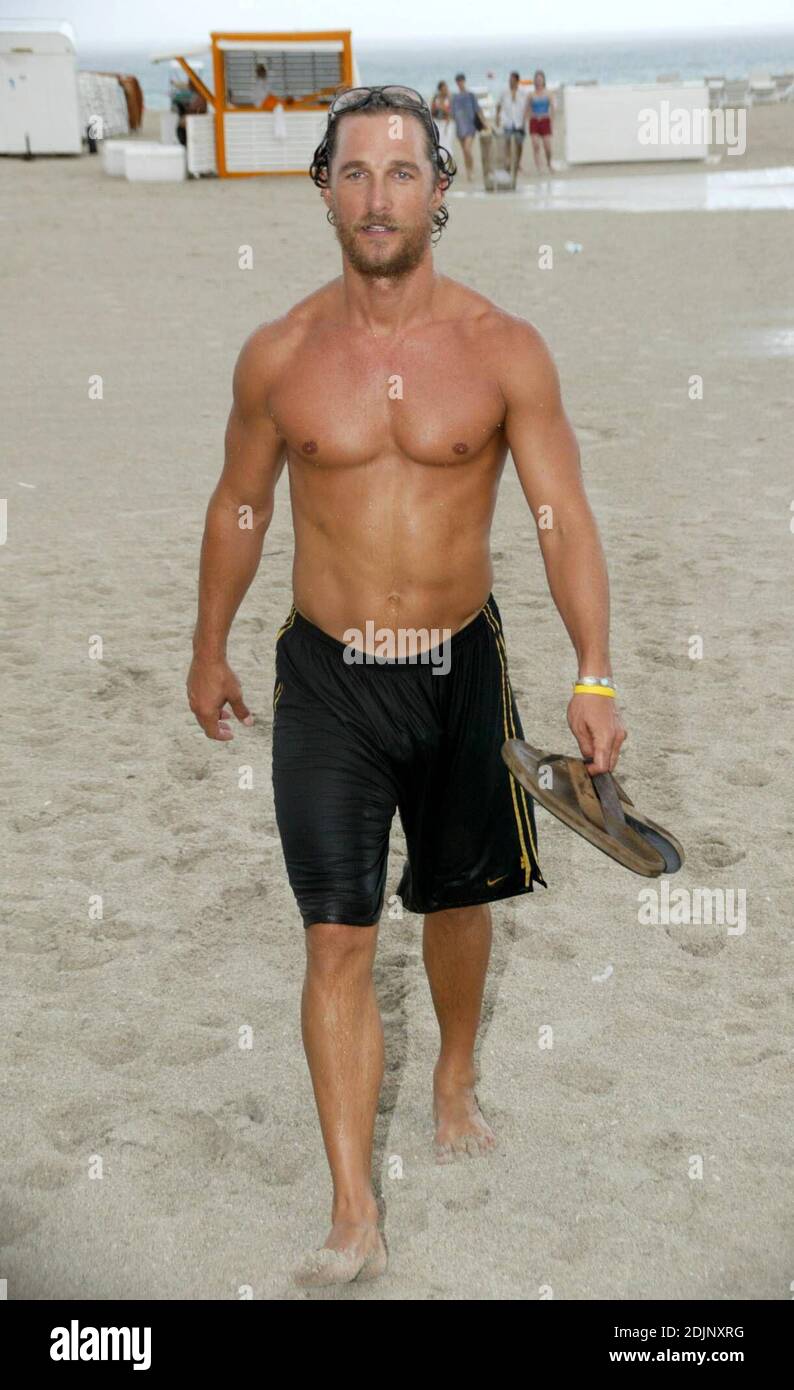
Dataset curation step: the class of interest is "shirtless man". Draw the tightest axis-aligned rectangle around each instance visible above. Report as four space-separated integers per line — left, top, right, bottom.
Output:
186 86 626 1286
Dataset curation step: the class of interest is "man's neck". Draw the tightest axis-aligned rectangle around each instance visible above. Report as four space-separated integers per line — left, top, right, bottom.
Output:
339 256 438 337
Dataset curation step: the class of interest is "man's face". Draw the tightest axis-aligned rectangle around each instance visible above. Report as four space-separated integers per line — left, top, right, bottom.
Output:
323 111 443 279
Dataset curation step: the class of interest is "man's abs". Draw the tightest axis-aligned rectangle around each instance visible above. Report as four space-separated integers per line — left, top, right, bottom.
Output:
291 466 503 649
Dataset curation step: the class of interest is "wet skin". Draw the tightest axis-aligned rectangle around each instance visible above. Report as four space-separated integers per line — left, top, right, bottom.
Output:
188 109 625 1284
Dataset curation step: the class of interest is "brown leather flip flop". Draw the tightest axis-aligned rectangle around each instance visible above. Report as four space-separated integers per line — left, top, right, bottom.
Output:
502 741 684 878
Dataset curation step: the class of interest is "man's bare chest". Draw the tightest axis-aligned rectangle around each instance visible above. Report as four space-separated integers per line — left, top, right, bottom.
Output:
269 336 506 469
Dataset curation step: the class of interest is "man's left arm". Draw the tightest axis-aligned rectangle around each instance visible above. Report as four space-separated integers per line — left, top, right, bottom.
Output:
501 319 626 774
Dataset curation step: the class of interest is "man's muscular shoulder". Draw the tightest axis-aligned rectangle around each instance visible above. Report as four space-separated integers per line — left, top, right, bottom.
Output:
483 301 559 409
438 277 560 412
234 284 333 398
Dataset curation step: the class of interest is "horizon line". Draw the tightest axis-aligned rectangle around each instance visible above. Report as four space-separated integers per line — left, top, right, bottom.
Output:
75 22 794 52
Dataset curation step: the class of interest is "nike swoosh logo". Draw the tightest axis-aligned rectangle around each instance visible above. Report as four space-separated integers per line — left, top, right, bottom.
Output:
487 874 508 886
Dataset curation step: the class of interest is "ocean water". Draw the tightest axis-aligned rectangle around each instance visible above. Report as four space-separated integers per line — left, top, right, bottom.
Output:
79 28 794 112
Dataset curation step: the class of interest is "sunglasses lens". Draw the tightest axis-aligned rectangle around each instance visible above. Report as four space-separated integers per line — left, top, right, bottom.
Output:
384 85 423 103
330 85 429 116
330 86 370 114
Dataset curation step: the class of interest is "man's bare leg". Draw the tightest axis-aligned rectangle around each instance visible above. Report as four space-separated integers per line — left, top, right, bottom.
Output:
293 921 387 1285
461 134 475 180
423 904 497 1162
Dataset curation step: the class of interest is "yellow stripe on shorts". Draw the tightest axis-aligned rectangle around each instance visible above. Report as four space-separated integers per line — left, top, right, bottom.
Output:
275 604 297 644
482 599 542 884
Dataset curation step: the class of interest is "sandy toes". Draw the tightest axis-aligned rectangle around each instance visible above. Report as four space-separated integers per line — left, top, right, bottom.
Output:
293 1223 388 1287
433 1080 497 1163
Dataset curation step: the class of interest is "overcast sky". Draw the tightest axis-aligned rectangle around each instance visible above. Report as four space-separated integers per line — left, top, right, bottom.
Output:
7 0 794 47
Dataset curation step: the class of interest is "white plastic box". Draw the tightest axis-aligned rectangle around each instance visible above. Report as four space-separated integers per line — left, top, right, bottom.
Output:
101 139 135 176
124 142 187 181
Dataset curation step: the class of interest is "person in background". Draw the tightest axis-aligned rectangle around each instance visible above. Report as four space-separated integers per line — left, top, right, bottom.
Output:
252 62 272 108
526 68 554 173
451 72 488 182
496 70 526 175
430 79 456 156
172 76 208 147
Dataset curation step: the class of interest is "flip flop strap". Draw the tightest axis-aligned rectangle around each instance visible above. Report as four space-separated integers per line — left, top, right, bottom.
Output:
566 759 628 839
591 771 630 838
538 753 633 828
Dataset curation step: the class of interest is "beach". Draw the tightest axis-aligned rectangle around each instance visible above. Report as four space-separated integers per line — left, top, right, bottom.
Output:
0 100 792 1300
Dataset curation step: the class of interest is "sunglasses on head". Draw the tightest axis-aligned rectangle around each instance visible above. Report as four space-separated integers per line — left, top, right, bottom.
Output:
328 84 436 131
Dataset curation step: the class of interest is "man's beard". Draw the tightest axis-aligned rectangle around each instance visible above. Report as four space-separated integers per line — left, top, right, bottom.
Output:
332 211 433 278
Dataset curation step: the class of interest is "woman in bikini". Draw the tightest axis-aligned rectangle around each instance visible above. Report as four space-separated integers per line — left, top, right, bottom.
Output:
525 69 554 173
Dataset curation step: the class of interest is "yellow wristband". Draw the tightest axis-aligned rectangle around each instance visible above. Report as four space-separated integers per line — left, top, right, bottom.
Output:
572 683 616 697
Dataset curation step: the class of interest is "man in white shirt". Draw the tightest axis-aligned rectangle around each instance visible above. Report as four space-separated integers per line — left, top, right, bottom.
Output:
496 70 526 173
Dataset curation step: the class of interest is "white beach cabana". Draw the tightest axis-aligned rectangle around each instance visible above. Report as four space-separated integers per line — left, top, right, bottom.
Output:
150 30 360 177
564 81 712 165
0 18 81 154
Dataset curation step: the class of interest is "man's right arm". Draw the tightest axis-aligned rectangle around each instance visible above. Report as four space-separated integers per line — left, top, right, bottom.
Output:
187 325 287 740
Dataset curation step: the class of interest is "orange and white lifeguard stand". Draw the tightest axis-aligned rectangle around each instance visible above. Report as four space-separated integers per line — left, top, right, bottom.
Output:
152 30 357 177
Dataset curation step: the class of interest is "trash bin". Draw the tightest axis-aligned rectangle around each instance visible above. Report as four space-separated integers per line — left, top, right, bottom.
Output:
479 129 520 191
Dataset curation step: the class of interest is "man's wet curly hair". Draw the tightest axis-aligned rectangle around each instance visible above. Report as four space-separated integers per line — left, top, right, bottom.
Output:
309 87 457 243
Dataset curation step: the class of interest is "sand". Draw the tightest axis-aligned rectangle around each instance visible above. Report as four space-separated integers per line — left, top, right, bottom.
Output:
0 100 792 1300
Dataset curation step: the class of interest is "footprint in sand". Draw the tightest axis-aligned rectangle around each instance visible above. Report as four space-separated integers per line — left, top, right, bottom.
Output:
216 1095 314 1184
664 926 726 958
623 1176 702 1226
37 1098 115 1156
694 833 746 869
20 1158 75 1191
733 1046 787 1067
151 1027 230 1067
551 1060 616 1096
444 1186 491 1213
94 665 160 704
640 1127 688 1172
56 936 123 973
519 933 579 963
161 847 209 874
220 1092 267 1126
736 988 778 1010
724 761 772 788
75 1019 152 1066
108 845 143 864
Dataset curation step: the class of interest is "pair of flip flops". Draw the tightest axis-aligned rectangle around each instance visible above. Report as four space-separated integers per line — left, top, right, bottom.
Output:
502 741 684 877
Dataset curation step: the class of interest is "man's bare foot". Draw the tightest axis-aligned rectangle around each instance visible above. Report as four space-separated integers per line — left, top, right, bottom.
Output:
293 1219 387 1287
432 1063 497 1163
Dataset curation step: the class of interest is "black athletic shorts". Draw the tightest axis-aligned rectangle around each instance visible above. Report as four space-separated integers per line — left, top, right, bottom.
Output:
271 594 547 928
